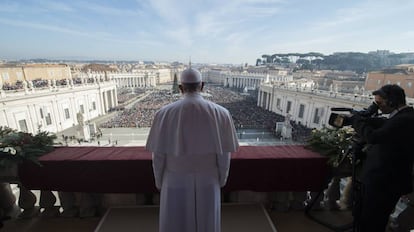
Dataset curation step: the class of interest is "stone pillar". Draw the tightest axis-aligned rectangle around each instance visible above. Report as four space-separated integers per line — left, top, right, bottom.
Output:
39 190 60 217
0 183 16 215
18 185 39 218
59 192 79 217
0 78 6 98
100 91 106 114
258 91 263 107
323 177 341 210
113 89 118 107
338 177 353 209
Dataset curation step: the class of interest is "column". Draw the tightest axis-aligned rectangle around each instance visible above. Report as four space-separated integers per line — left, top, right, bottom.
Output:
267 94 271 110
106 90 112 109
258 91 262 107
113 89 118 107
100 91 106 114
51 99 61 132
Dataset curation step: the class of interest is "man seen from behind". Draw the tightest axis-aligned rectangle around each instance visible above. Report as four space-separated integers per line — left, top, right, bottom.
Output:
146 67 239 232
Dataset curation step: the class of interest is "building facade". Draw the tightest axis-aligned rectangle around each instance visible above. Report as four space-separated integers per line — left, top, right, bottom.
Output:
0 64 71 86
107 72 157 88
365 65 414 98
201 69 293 90
0 79 117 134
258 84 376 129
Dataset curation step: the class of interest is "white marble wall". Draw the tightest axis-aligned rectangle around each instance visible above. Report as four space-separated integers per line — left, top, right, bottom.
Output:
0 80 117 134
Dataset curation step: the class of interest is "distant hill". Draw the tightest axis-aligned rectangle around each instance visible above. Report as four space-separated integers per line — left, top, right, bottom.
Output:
257 51 414 73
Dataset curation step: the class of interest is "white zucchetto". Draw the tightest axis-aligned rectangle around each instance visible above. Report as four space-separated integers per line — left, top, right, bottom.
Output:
180 68 202 84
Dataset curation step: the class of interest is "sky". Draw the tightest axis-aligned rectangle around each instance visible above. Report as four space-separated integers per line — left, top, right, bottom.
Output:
0 0 413 65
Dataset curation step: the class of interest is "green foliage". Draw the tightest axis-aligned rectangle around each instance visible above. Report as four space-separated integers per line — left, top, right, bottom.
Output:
305 126 355 166
259 52 414 73
0 126 57 169
261 54 272 63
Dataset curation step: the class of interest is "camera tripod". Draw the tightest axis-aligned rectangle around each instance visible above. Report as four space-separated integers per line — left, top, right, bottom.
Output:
305 136 365 232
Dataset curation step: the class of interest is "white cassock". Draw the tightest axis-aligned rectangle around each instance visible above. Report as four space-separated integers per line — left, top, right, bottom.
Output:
146 93 239 232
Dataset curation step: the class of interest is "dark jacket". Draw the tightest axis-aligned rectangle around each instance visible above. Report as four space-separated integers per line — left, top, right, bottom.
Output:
354 107 414 195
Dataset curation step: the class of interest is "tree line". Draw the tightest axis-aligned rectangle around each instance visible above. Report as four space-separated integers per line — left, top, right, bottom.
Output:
256 51 414 74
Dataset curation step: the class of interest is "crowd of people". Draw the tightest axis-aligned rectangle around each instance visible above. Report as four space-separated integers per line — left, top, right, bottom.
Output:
100 90 180 128
209 87 283 129
1 76 125 91
1 78 82 91
117 88 147 104
1 81 24 90
99 86 312 141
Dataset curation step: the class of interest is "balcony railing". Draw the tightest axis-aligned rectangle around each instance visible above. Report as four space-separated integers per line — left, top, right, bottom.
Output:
1 145 413 231
1 145 327 218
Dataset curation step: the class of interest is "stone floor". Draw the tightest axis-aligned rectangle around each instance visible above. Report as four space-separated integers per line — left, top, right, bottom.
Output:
2 205 352 232
3 197 414 232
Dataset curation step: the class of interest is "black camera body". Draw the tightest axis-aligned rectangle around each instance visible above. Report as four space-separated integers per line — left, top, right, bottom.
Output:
328 103 379 128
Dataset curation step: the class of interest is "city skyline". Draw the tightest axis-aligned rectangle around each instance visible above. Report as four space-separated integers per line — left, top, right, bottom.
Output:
0 0 413 65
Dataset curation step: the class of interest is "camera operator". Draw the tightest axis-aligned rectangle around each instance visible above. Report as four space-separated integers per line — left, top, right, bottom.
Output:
352 84 414 231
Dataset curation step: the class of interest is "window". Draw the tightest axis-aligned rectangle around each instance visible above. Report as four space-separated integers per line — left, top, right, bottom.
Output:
2 72 9 81
45 113 52 125
92 102 96 110
39 108 44 118
80 105 85 114
276 98 281 109
286 101 292 113
18 119 28 132
16 72 23 80
298 104 305 118
64 108 70 119
408 82 412 88
262 92 267 108
313 108 320 124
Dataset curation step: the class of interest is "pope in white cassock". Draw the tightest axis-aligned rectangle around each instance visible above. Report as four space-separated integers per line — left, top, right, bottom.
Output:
146 68 239 232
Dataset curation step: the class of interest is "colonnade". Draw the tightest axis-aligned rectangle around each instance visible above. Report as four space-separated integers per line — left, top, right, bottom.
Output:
258 84 372 129
109 73 156 88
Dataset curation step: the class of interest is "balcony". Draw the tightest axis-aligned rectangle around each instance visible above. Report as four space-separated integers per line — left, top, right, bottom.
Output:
1 202 352 232
1 145 413 231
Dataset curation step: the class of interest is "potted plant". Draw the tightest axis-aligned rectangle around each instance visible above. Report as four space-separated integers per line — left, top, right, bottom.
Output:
305 126 355 171
0 126 56 217
305 126 357 210
0 126 57 177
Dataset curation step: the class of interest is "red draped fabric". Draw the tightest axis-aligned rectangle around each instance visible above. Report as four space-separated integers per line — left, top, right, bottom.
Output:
18 145 328 193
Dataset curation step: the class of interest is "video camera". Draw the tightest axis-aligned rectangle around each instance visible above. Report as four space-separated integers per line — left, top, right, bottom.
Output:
328 102 379 128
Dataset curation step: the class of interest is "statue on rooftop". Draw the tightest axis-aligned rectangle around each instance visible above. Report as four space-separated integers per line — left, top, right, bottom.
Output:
76 111 90 141
76 112 84 127
281 113 292 139
22 80 28 89
361 87 366 96
353 85 360 95
28 80 34 90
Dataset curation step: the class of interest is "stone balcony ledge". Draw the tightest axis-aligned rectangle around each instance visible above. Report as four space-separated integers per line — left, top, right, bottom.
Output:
2 145 328 220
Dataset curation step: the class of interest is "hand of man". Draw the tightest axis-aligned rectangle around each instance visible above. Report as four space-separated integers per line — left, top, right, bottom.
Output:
352 114 366 134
